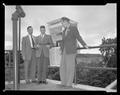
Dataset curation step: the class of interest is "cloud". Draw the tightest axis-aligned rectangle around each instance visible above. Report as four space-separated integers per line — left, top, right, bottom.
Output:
5 4 116 54
5 41 12 50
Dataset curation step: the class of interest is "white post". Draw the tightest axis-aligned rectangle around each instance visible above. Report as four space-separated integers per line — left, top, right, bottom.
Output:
12 11 19 90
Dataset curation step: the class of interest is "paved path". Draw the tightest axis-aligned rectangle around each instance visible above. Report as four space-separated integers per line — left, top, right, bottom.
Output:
5 79 82 91
5 79 116 92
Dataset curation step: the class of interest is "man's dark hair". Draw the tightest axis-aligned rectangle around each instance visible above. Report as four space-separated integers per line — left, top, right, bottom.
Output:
27 26 32 30
40 25 45 29
61 17 70 22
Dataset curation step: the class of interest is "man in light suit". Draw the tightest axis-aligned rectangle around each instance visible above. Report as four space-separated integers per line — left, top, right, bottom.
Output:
59 17 89 88
36 25 54 84
22 26 37 84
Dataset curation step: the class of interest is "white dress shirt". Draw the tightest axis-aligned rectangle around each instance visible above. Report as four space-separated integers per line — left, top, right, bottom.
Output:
28 34 34 48
64 25 70 36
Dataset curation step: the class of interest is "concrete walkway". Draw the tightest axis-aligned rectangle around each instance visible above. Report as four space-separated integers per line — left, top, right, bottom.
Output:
5 79 116 92
5 79 82 91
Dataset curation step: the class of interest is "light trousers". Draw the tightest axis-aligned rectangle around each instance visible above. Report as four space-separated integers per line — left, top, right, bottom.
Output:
24 49 36 81
60 48 76 86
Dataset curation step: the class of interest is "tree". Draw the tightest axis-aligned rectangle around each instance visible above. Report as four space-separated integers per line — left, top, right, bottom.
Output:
99 37 117 67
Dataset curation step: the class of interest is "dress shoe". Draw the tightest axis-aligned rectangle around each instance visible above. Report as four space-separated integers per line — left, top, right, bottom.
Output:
37 81 43 84
31 80 37 83
64 86 73 89
25 80 31 84
57 84 66 88
42 81 48 84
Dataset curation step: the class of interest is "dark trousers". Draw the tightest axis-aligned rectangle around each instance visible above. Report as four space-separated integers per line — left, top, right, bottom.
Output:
37 50 49 81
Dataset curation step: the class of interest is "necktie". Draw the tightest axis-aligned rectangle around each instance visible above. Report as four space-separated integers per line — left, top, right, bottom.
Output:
30 35 34 48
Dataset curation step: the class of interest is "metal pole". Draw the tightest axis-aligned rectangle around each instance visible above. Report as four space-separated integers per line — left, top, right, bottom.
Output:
9 51 11 67
18 17 21 54
12 11 19 90
9 51 11 82
11 5 25 90
74 57 77 85
18 17 21 86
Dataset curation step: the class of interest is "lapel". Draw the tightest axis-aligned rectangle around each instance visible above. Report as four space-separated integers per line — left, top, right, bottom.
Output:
26 35 31 46
32 36 36 44
44 34 47 40
38 35 42 41
42 34 47 42
62 28 66 39
66 28 70 36
38 34 46 43
63 26 71 40
37 35 42 43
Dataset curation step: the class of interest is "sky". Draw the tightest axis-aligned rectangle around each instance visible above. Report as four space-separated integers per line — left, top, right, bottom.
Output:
5 4 117 54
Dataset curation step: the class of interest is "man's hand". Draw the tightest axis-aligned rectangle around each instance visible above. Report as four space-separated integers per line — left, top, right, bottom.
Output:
35 44 40 48
23 56 25 60
84 45 89 49
34 45 38 49
46 45 50 48
56 32 62 36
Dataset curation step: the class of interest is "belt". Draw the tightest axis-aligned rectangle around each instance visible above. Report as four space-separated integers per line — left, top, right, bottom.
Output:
31 47 36 49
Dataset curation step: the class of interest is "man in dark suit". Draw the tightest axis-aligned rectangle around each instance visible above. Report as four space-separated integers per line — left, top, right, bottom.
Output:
22 26 37 84
35 25 54 84
59 17 89 88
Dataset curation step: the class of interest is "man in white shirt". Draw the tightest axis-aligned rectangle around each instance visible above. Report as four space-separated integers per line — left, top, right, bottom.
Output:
22 26 37 84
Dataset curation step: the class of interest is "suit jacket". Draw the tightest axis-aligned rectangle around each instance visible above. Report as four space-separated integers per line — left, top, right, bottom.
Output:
60 24 87 54
22 35 36 60
35 34 54 58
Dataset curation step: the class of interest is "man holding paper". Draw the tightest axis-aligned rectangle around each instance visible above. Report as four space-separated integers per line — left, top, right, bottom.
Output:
35 25 54 84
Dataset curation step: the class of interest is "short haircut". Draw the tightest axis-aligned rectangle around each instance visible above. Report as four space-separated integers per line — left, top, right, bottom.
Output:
40 25 45 29
61 17 70 22
27 26 32 30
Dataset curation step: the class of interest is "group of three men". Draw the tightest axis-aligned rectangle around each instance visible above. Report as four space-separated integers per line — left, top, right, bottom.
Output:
22 17 89 87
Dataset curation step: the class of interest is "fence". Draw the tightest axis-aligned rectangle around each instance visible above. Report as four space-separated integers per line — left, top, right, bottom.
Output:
74 43 117 92
5 44 117 91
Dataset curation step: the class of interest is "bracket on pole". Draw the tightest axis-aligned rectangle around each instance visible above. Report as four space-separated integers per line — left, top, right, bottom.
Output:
12 5 25 21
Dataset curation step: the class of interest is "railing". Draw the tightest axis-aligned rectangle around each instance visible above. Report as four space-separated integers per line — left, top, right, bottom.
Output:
75 43 117 92
5 44 117 91
76 44 116 50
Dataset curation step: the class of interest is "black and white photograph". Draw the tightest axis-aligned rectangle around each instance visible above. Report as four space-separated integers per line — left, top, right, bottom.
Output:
4 4 117 92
